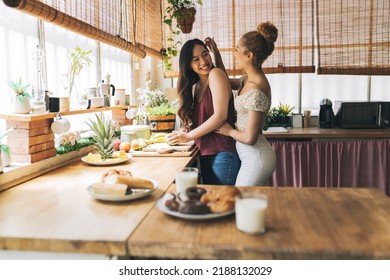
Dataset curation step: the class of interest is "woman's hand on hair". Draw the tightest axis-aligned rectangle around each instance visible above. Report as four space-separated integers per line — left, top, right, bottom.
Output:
204 37 218 53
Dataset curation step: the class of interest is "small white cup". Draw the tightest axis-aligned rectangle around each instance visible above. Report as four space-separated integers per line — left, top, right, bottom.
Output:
175 167 198 194
125 108 137 119
114 88 126 106
235 193 268 235
59 97 70 111
86 87 98 98
51 114 71 134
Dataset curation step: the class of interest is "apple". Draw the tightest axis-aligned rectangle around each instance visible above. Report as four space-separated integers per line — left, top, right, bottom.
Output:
119 141 131 152
112 139 121 151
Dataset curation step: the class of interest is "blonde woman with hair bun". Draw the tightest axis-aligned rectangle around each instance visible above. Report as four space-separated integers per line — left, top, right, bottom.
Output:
205 21 278 186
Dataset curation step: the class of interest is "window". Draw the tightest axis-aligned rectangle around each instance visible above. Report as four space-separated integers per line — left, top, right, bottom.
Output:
0 3 38 130
0 3 134 133
3 0 162 58
317 0 390 75
45 22 97 97
1 0 389 125
164 0 316 76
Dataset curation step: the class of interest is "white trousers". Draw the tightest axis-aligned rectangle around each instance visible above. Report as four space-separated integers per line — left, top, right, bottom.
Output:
235 135 276 186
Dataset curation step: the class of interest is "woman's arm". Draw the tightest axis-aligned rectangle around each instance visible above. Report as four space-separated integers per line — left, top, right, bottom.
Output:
204 37 227 73
167 68 231 144
204 37 241 91
216 110 263 145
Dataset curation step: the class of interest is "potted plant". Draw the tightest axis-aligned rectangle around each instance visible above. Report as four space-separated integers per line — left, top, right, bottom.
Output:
0 128 13 167
7 78 31 114
162 0 203 71
263 102 294 130
63 46 92 110
137 78 177 133
147 104 177 134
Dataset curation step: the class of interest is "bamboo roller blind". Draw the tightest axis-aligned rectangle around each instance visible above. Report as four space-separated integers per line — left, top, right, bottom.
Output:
3 0 388 76
164 0 316 78
3 0 163 59
317 0 390 75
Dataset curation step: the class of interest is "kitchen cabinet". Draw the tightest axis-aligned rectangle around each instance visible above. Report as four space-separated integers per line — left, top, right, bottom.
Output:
264 127 390 195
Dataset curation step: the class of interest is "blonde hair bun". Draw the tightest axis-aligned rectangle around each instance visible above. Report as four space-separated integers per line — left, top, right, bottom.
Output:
257 21 278 44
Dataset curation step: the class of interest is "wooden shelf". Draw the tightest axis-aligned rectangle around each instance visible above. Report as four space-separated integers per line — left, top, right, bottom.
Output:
0 106 133 164
0 106 129 121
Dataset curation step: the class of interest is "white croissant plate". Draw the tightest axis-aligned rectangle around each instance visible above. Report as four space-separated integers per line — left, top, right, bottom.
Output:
87 178 158 201
156 196 235 221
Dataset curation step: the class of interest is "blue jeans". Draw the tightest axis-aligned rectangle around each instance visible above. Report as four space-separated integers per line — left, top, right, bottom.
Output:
199 152 240 185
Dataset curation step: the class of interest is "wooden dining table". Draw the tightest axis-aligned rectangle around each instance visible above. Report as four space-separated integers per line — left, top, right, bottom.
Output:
0 155 197 257
2 151 390 260
128 185 390 260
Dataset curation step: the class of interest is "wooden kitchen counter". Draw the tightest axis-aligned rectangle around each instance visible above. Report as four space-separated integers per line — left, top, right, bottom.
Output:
0 155 196 257
128 185 390 260
264 127 390 139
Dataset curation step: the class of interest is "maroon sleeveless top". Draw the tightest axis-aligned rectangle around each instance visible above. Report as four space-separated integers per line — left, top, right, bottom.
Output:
193 85 237 156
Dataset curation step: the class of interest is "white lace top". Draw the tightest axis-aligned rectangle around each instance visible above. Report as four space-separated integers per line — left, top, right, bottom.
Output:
234 76 271 131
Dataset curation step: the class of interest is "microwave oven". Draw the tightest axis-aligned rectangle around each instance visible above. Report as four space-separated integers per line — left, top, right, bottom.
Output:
334 101 390 129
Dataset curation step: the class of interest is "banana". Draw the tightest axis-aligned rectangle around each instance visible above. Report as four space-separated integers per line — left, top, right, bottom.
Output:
151 133 168 143
152 133 168 138
152 136 167 143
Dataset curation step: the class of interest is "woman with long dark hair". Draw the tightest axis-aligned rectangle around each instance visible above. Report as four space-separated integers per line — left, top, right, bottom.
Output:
167 39 240 185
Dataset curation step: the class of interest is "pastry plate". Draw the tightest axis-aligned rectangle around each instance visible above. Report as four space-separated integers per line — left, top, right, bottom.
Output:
156 196 235 221
87 178 158 201
81 155 131 166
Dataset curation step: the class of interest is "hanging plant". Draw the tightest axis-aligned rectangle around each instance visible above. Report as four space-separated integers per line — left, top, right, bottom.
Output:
162 0 203 71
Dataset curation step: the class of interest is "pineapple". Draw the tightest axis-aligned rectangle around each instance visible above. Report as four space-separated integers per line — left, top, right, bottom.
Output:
86 113 116 160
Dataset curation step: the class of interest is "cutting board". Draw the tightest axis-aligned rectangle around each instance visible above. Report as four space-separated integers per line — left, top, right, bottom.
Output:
130 142 197 157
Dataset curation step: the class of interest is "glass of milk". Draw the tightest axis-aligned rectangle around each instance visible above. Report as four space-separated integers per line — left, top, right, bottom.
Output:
235 193 268 235
175 167 199 194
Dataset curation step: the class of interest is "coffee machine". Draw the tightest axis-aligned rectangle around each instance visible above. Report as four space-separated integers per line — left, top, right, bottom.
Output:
319 99 335 128
100 74 115 107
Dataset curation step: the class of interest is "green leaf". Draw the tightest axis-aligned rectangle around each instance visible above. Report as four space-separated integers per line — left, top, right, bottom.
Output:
55 137 95 155
146 104 177 116
1 144 10 156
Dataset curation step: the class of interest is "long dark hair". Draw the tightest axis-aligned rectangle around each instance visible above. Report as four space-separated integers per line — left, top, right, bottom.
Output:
177 39 209 129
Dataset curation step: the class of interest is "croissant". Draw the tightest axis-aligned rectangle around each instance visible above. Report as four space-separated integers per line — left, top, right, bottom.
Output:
200 186 241 213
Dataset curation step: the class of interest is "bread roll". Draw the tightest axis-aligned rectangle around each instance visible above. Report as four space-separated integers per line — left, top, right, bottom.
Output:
104 174 154 189
101 168 154 189
157 147 174 154
92 182 128 195
117 176 154 189
101 169 132 183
